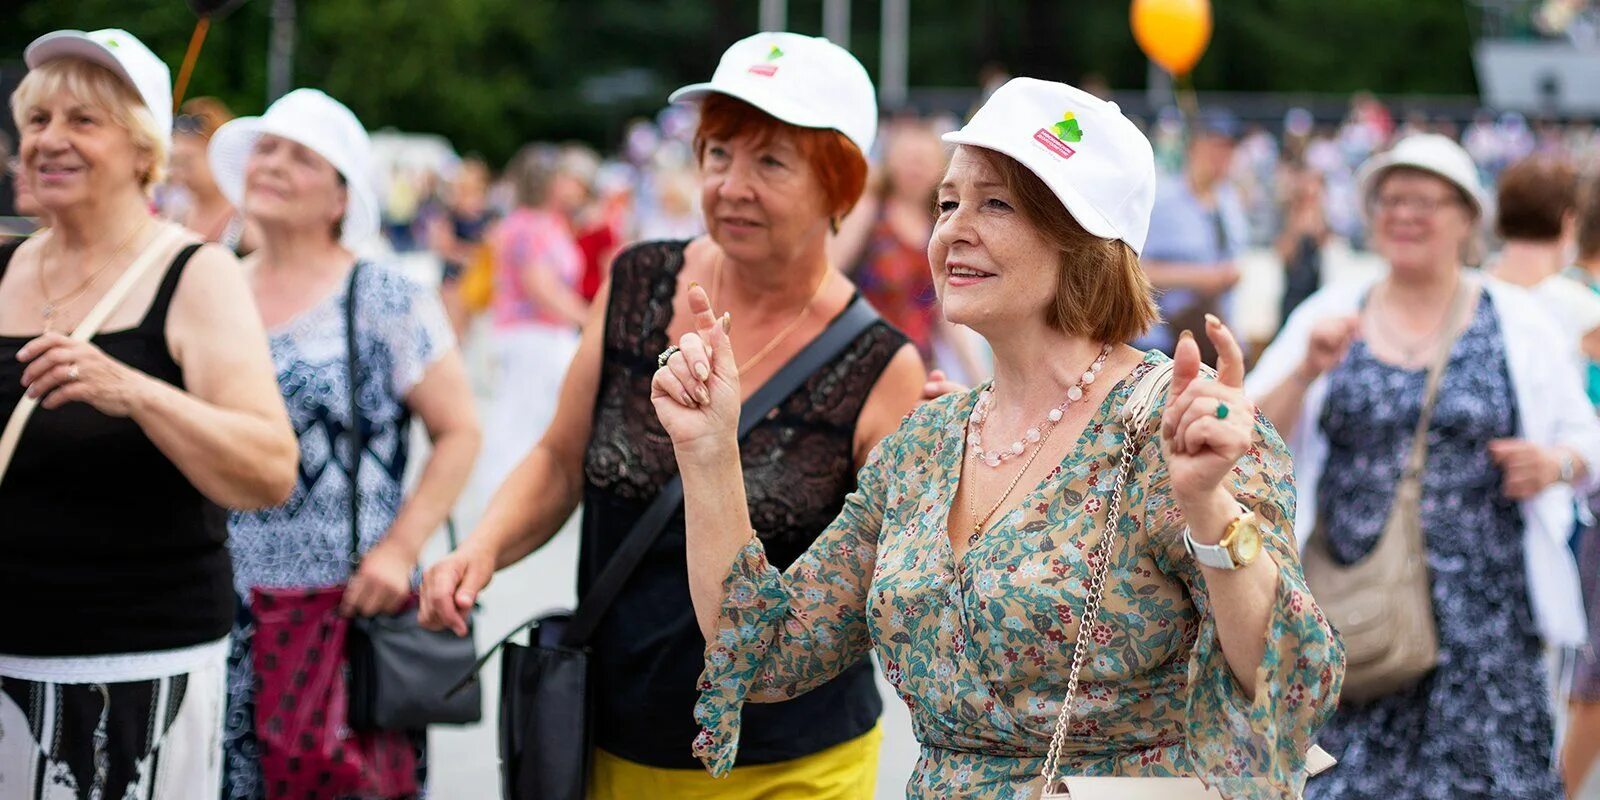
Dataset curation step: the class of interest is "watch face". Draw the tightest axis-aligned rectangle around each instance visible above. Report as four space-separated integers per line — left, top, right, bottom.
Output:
1233 520 1264 564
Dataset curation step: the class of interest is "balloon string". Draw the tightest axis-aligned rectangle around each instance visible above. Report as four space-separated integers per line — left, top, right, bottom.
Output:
1174 71 1201 140
172 16 211 108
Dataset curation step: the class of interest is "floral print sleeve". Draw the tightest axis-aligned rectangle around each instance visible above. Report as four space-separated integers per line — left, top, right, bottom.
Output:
690 425 901 776
1137 410 1345 799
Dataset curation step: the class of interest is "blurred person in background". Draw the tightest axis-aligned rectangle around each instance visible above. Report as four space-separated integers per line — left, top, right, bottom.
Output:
1486 156 1600 379
1276 162 1330 330
1561 169 1600 799
426 155 496 337
1139 109 1248 363
834 119 987 384
1251 134 1600 800
169 96 253 254
463 143 593 513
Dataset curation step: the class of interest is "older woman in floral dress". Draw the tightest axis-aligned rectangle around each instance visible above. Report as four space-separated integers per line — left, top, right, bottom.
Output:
655 78 1344 799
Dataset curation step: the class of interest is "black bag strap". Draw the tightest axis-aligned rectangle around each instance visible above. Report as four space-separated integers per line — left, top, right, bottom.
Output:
473 295 881 663
346 263 366 570
560 294 880 647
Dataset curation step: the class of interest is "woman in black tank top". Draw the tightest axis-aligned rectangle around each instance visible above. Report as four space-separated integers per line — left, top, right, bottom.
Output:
421 35 930 798
0 31 295 800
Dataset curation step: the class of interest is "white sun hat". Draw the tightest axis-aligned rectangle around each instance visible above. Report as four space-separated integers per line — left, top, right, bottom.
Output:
207 88 379 248
25 29 173 141
942 77 1158 255
669 31 878 157
1355 133 1488 219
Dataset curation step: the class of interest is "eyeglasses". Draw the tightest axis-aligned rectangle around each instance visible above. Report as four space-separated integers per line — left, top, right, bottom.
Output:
1371 193 1462 215
173 114 217 138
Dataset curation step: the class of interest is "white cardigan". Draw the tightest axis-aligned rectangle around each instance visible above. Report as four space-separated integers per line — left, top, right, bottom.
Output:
1246 274 1600 647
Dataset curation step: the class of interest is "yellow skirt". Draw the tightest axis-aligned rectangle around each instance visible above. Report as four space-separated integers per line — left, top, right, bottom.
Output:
588 724 882 800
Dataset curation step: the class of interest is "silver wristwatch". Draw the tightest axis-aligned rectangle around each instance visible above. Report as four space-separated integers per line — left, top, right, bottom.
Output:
1559 451 1577 485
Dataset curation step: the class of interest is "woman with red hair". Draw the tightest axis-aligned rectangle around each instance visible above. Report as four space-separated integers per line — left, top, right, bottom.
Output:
422 33 927 797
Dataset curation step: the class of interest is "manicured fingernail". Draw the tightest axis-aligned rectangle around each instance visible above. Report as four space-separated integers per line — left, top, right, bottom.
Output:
696 387 710 404
721 312 732 333
683 392 696 406
695 363 709 380
1180 330 1195 342
1205 314 1220 327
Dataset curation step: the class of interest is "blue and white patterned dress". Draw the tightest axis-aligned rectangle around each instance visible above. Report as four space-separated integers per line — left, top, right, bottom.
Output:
1305 294 1561 800
221 262 453 799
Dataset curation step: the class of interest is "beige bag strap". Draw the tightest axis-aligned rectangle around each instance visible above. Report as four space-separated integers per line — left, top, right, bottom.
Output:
0 224 183 487
1399 277 1473 482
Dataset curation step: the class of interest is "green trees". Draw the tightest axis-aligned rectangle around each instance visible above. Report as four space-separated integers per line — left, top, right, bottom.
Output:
4 0 1480 163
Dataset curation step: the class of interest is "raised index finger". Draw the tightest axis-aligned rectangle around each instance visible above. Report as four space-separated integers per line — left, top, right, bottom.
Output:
1205 314 1246 388
687 283 720 337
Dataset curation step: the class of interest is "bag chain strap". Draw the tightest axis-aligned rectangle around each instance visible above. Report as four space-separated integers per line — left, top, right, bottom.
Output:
1039 417 1143 787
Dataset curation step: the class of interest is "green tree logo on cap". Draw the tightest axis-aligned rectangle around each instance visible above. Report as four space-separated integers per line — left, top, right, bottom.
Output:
1052 111 1083 144
766 45 785 61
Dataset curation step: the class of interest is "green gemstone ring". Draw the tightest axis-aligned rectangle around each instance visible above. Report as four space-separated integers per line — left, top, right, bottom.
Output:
1215 402 1230 420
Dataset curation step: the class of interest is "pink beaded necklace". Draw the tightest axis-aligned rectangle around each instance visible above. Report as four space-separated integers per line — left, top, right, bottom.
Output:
967 344 1112 469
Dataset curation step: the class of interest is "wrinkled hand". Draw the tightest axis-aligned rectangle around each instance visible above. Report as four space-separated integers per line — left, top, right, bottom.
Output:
650 284 739 459
1161 315 1257 503
419 544 495 636
342 539 415 618
922 369 968 401
1488 439 1564 501
18 332 150 415
1298 315 1360 383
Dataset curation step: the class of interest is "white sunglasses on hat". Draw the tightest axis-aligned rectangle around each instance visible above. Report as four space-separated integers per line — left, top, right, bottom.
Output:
25 29 173 142
670 32 878 157
208 89 380 248
943 77 1157 256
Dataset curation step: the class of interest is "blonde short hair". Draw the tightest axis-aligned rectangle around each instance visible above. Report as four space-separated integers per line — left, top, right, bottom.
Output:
9 58 168 193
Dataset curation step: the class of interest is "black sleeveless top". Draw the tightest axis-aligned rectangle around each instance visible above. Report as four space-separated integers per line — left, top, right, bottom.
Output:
0 241 234 656
582 240 907 768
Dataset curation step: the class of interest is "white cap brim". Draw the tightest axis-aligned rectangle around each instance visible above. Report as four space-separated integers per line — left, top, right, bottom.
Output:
209 117 380 248
941 131 1123 246
669 83 862 151
25 31 171 141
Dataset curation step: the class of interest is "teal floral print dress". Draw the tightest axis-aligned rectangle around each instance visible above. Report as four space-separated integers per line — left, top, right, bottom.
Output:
692 352 1345 799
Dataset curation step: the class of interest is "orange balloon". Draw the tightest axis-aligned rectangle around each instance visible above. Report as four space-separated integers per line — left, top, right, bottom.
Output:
1131 0 1213 76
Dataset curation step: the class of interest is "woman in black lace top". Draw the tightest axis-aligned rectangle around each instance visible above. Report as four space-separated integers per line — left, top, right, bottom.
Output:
421 33 927 796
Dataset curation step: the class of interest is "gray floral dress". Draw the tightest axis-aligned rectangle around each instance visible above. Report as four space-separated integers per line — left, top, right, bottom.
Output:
1306 294 1561 800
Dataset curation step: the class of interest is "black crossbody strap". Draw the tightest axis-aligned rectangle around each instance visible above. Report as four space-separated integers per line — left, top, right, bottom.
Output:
345 263 365 569
554 295 881 648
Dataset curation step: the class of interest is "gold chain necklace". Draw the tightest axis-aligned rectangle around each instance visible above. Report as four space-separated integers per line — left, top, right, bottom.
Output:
37 219 149 332
965 417 1059 545
712 254 833 376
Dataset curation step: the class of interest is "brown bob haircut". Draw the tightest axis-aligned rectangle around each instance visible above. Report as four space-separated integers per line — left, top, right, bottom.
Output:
1496 155 1576 242
964 146 1159 342
693 93 869 223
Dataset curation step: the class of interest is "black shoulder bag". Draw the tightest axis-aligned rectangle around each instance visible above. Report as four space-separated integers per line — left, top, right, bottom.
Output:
342 263 484 730
460 296 881 800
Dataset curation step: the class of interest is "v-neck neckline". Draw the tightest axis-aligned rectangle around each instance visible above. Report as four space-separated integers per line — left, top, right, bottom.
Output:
937 349 1163 570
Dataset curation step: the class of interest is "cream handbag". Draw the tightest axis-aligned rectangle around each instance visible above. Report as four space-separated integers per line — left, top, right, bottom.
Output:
0 225 182 487
1040 361 1335 799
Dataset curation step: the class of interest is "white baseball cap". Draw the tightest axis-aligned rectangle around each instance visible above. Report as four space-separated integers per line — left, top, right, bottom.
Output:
943 77 1157 255
25 29 174 141
669 32 878 157
208 89 380 248
1356 133 1488 219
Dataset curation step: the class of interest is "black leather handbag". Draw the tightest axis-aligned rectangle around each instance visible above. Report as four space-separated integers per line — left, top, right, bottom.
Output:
338 263 483 731
460 296 882 800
